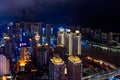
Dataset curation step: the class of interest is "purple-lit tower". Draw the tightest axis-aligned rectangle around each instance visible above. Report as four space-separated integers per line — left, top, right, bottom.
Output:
0 54 10 76
68 56 82 80
49 57 65 80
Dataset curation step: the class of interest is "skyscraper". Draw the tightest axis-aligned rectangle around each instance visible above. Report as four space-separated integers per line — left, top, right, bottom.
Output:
65 29 73 55
46 24 50 44
7 23 13 37
30 23 39 35
20 47 31 63
57 45 66 61
19 47 31 71
38 23 42 41
0 54 10 75
35 44 49 68
73 30 81 55
3 35 14 61
57 28 65 45
22 22 30 42
68 56 82 80
49 57 65 80
34 33 40 44
46 24 51 52
15 22 21 42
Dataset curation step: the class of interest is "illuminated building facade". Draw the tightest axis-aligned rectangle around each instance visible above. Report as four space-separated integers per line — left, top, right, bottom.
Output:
73 30 81 55
51 27 54 36
68 56 82 80
65 29 73 55
20 47 31 63
57 28 65 45
49 57 65 80
0 54 10 75
19 47 31 71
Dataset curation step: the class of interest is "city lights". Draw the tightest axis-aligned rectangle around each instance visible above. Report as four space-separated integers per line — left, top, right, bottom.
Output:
0 6 119 80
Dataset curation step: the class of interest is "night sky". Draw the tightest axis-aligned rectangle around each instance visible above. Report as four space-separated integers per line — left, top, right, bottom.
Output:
0 0 120 32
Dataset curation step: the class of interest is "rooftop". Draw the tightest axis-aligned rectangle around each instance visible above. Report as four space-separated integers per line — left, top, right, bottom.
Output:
51 57 64 65
68 56 81 63
35 33 40 41
66 29 71 32
75 30 80 33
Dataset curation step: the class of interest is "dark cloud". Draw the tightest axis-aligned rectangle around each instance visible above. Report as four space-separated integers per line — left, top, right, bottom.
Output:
0 0 71 16
0 0 120 28
0 0 69 11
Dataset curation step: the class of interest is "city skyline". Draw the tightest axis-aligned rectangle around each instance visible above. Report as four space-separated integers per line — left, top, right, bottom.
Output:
0 0 120 80
0 22 119 79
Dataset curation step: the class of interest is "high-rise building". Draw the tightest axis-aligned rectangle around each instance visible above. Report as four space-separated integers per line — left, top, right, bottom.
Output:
3 35 14 62
46 24 50 43
19 47 31 71
65 29 73 55
73 30 81 55
23 22 30 33
7 23 13 37
30 23 41 35
44 43 50 66
19 47 26 71
30 23 34 34
35 43 43 67
34 33 40 44
2 35 15 74
15 23 21 42
49 57 65 80
50 36 56 45
35 44 49 68
51 27 54 36
57 28 65 45
20 47 31 63
68 56 82 80
38 23 42 41
57 44 66 61
46 24 51 52
0 54 10 76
